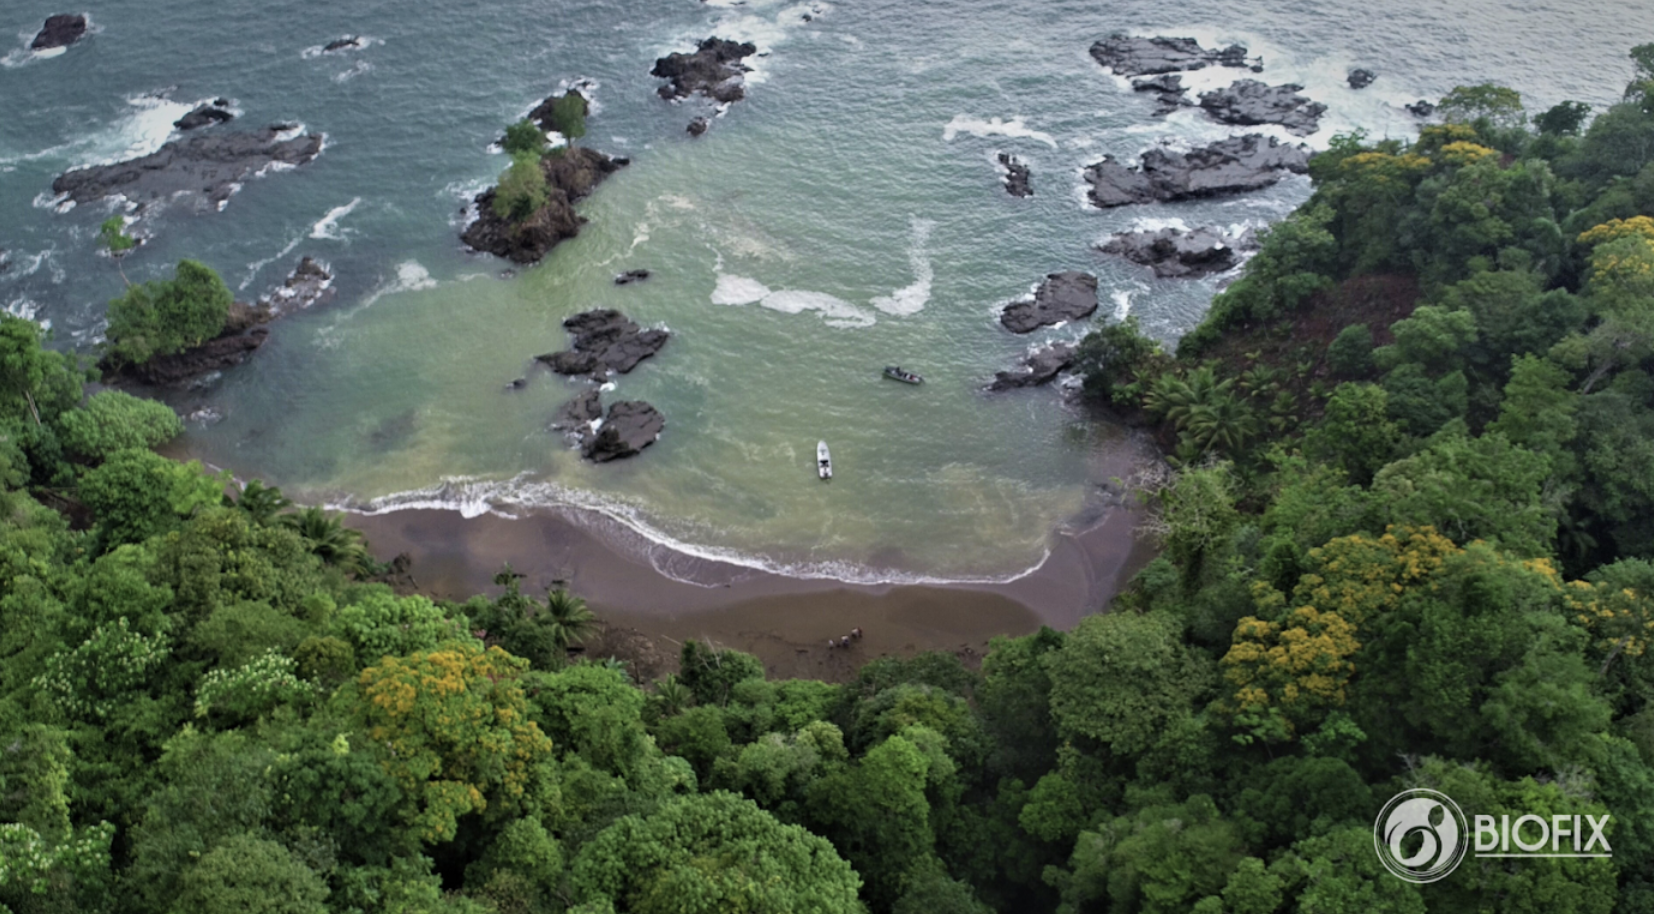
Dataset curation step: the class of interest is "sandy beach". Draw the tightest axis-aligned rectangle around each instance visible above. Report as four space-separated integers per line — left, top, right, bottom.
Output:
344 481 1157 681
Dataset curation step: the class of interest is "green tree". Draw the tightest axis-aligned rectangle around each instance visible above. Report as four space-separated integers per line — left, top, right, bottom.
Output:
1044 611 1215 758
491 153 549 223
1327 323 1374 378
1304 383 1400 486
171 833 329 914
229 479 293 525
548 91 588 147
78 448 227 547
501 118 547 158
568 791 863 914
1538 101 1593 136
54 389 182 463
1437 83 1526 128
105 259 232 366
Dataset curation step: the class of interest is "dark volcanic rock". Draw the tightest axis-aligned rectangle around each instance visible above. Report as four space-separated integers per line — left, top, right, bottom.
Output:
1100 226 1253 278
1132 73 1192 115
173 102 235 131
460 147 626 264
989 343 1077 391
1406 100 1436 118
1089 34 1255 77
1082 135 1311 208
998 153 1032 198
52 125 323 211
537 309 669 379
583 401 665 462
1198 80 1326 136
1000 272 1099 334
322 36 363 53
31 14 86 50
614 269 651 285
687 116 709 136
1348 68 1377 90
552 388 604 431
255 256 335 315
652 37 757 103
121 325 271 387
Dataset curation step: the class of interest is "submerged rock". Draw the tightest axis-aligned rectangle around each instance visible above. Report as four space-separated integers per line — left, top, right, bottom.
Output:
1089 34 1256 77
1198 80 1326 136
173 100 235 131
31 14 87 50
1082 135 1311 208
989 343 1077 391
614 269 652 285
998 153 1032 198
1132 73 1192 116
1405 99 1436 118
51 124 323 211
322 35 364 53
1099 226 1253 278
537 309 670 379
1348 68 1377 90
687 116 709 136
1000 272 1099 334
460 146 626 264
652 37 757 103
583 400 665 462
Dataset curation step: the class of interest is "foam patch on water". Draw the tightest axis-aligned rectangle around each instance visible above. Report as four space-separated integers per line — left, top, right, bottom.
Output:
70 93 197 169
359 261 438 308
310 197 361 240
334 60 373 83
328 474 1050 588
760 290 875 328
711 273 772 306
943 115 1057 148
4 297 43 325
870 217 934 316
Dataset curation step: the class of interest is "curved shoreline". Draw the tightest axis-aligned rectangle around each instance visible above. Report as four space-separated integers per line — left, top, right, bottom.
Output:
340 487 1157 678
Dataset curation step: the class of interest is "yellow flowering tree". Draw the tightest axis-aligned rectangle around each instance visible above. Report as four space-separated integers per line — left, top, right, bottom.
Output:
1222 603 1360 744
357 644 552 842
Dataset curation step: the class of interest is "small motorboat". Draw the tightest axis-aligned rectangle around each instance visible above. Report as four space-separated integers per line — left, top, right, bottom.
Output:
883 365 924 384
817 440 832 480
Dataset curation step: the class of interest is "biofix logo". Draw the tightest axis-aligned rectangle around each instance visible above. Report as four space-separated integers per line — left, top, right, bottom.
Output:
1374 788 1613 884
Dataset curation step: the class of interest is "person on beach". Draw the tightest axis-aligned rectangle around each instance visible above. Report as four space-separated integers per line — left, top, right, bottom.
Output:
851 627 863 640
840 635 850 648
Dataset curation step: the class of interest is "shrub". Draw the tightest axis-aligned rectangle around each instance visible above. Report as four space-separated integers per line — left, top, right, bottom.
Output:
55 390 182 462
1326 324 1374 378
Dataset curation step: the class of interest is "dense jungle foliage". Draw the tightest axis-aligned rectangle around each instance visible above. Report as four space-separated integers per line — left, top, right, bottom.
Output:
6 45 1654 914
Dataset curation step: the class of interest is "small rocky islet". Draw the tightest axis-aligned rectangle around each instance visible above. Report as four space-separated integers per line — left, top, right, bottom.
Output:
541 310 671 462
51 124 323 215
31 13 87 51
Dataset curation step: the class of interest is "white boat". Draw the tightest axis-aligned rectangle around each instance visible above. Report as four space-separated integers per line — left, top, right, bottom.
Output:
817 440 832 480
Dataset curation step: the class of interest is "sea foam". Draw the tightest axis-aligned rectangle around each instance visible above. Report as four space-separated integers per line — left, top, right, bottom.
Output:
942 115 1057 148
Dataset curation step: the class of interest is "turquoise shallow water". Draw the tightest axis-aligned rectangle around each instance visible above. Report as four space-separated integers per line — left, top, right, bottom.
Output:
5 0 1654 581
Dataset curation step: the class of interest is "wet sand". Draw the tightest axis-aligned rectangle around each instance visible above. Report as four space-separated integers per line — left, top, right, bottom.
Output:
344 489 1158 681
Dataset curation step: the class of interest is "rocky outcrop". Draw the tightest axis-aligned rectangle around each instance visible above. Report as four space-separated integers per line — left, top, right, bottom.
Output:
583 400 665 462
553 388 603 430
52 125 323 211
537 309 669 379
255 256 334 315
322 36 364 53
687 117 709 137
31 14 86 50
998 153 1032 198
1405 100 1436 118
1000 272 1099 333
652 38 757 103
173 100 234 131
1198 80 1326 136
1099 226 1254 278
989 343 1076 391
1082 135 1311 208
1089 34 1257 77
105 258 336 387
1132 74 1191 116
614 269 651 285
460 146 626 264
1348 68 1376 90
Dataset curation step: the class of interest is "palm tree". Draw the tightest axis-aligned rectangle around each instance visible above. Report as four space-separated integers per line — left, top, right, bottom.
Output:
281 506 373 575
230 479 292 525
652 674 694 717
542 588 599 654
1183 392 1261 457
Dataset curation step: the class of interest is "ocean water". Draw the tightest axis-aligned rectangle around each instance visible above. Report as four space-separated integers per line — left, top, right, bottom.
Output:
4 0 1652 582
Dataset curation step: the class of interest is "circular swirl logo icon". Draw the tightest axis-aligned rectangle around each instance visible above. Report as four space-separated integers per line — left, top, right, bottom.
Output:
1374 788 1468 883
